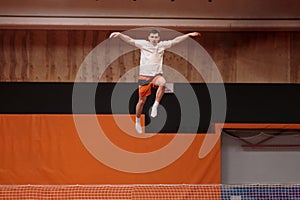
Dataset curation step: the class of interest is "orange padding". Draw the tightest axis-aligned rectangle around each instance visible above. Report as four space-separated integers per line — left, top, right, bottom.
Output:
218 123 300 129
0 114 220 184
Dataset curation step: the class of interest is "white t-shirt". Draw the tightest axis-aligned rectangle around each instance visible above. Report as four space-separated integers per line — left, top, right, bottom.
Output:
134 40 172 76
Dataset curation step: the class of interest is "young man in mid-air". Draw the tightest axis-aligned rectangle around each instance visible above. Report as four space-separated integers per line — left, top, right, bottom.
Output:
110 29 200 133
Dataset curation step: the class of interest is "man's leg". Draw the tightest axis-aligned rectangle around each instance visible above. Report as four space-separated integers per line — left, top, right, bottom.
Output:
151 76 166 118
136 96 147 133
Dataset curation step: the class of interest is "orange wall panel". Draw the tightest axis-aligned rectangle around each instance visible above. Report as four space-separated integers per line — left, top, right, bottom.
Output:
0 114 220 184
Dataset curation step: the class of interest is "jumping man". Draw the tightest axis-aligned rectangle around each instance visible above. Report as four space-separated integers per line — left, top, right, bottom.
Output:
109 29 200 133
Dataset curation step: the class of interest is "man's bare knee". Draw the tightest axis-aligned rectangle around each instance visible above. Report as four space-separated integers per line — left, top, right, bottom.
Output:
155 77 166 87
138 97 147 105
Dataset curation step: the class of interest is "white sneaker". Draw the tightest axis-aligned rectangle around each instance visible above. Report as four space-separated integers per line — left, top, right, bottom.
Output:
135 122 142 134
150 106 158 118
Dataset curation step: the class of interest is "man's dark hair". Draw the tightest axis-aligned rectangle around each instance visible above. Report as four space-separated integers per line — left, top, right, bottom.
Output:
149 29 160 36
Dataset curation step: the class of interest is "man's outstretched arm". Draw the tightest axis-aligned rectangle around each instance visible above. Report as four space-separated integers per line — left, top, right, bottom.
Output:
171 32 201 46
109 32 135 46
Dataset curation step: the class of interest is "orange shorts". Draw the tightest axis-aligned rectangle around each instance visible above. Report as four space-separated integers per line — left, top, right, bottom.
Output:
138 75 161 98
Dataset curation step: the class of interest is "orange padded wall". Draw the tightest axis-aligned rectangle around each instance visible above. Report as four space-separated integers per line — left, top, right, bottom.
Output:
0 114 220 184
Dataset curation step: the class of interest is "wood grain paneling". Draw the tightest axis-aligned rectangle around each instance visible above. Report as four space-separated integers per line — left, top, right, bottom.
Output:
235 32 290 83
28 30 47 81
290 32 300 83
201 33 238 83
0 30 299 83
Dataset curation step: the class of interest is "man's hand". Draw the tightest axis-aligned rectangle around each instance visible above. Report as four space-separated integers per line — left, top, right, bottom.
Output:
171 32 201 46
109 32 135 46
188 32 201 37
109 32 121 38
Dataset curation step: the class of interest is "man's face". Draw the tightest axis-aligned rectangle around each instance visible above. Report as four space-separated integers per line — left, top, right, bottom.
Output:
148 33 160 46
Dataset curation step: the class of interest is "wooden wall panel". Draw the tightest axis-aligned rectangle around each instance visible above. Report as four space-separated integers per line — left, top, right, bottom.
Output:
66 30 81 81
235 32 290 83
28 31 47 81
79 30 97 82
0 30 299 83
201 33 237 83
1 31 13 81
163 48 190 83
290 32 300 83
0 31 5 80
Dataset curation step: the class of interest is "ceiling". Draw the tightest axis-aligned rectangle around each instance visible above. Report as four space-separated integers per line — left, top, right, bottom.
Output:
1 0 299 18
0 0 299 30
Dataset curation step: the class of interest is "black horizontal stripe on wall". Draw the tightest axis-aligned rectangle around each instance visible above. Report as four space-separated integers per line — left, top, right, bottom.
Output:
1 82 300 133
